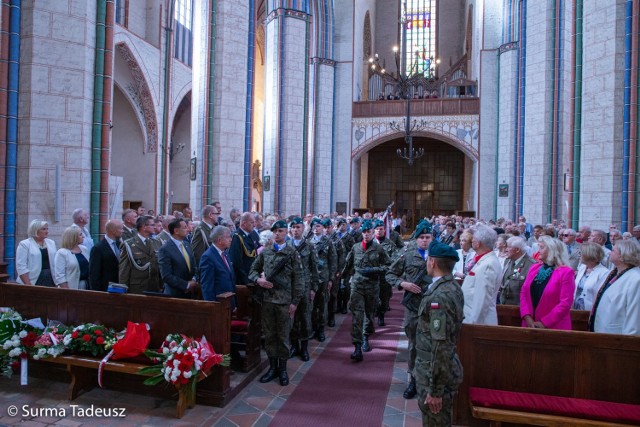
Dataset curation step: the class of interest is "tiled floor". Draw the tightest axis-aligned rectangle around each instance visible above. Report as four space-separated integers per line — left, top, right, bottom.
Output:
0 310 424 427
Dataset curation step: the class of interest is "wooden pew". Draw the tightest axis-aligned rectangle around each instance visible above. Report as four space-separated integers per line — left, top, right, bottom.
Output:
230 285 262 372
0 283 236 414
453 321 640 426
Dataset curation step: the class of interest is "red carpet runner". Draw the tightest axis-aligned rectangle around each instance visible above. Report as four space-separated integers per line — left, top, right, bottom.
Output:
270 290 404 426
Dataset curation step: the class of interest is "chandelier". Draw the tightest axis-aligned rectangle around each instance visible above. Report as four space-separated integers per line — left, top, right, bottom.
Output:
368 9 440 166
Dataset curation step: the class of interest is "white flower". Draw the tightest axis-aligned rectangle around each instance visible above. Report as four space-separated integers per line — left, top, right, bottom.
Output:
63 335 72 345
166 334 172 342
162 347 169 355
38 348 46 357
183 371 192 379
2 341 11 350
173 359 180 368
19 330 27 338
8 348 21 358
176 347 183 354
170 374 178 383
164 372 171 381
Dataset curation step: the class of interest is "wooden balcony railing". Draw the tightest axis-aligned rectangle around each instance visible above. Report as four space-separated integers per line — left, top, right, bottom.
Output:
352 97 479 118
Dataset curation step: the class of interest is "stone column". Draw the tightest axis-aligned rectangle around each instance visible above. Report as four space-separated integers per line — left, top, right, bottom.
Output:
16 1 97 240
263 8 309 216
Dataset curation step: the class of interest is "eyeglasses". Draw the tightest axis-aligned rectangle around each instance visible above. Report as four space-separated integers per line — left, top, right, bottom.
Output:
561 234 573 237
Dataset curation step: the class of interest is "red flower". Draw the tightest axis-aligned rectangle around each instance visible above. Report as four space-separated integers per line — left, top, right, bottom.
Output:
182 352 194 364
94 329 103 336
95 337 105 345
21 331 39 348
72 331 79 339
82 334 91 342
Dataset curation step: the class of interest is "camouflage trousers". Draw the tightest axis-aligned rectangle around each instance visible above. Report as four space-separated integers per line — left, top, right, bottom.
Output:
262 302 292 359
327 278 339 315
377 279 392 315
403 307 419 372
312 282 329 331
349 286 378 344
291 290 313 341
416 388 455 427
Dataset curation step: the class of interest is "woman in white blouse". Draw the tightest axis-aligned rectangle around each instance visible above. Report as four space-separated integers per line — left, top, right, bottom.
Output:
453 230 475 281
15 219 57 286
54 225 90 289
573 242 611 310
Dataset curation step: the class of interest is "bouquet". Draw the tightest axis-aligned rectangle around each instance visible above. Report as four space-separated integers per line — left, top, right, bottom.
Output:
140 333 230 404
0 309 41 378
31 325 68 360
63 323 115 357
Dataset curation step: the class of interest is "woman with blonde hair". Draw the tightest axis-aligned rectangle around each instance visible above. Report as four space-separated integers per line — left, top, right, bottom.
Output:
16 219 57 286
573 242 611 310
589 239 640 335
520 236 575 330
54 225 90 289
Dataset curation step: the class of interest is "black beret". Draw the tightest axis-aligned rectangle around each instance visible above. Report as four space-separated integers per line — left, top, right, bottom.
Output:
271 220 288 231
374 219 384 228
428 241 459 261
349 217 360 224
321 218 332 227
310 217 322 227
337 218 347 225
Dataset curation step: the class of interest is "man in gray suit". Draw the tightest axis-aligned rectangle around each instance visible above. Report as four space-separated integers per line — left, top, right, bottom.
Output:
561 228 581 271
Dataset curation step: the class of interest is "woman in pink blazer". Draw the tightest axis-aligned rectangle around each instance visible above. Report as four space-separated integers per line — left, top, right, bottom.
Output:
520 235 575 330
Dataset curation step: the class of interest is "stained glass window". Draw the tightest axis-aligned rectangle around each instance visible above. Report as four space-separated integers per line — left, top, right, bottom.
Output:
402 0 436 77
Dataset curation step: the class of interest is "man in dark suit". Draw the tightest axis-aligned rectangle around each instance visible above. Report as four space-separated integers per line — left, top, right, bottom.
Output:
157 218 200 298
89 219 123 291
199 225 236 304
228 212 261 287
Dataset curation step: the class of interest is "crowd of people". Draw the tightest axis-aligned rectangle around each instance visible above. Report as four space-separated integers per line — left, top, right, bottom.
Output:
13 207 640 426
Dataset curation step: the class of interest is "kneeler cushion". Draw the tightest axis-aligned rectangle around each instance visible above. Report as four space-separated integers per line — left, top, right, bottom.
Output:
469 386 640 425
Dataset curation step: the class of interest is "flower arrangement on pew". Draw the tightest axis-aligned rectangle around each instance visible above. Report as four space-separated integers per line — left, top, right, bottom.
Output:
63 323 115 357
31 325 68 360
140 333 230 407
0 309 41 378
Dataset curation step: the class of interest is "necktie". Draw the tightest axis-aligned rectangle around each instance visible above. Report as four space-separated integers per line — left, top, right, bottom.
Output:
180 243 191 272
112 241 119 258
221 252 230 270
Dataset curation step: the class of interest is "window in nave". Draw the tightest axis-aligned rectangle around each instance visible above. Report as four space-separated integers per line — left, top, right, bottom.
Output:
402 0 436 77
174 0 194 66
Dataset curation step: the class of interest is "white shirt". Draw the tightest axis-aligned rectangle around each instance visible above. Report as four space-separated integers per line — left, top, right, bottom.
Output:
594 267 640 335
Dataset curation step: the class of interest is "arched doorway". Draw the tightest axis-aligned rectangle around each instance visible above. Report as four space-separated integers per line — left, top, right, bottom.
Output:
366 137 467 230
169 93 191 213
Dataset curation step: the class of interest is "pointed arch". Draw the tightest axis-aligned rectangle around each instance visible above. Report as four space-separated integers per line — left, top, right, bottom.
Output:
115 43 159 153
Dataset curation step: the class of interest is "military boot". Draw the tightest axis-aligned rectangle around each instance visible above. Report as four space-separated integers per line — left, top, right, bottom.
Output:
288 340 300 359
278 359 289 386
259 358 279 383
378 313 385 327
362 335 372 352
327 312 336 327
300 340 310 361
315 328 326 342
350 344 363 362
403 375 417 399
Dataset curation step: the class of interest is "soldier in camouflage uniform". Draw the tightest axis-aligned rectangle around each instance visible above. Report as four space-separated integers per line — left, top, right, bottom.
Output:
349 216 363 243
336 218 355 313
374 219 403 326
386 220 433 399
249 220 304 386
287 217 320 361
119 215 162 295
342 219 391 361
324 218 345 327
310 218 337 342
415 241 464 426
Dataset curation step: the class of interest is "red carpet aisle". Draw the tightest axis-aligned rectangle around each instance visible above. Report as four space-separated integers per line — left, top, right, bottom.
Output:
270 292 405 427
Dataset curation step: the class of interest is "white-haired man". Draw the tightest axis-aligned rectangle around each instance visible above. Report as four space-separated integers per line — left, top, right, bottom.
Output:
72 208 94 252
461 224 501 325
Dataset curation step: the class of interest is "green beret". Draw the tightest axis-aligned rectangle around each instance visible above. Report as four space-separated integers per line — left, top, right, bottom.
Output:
310 217 322 227
349 217 360 224
374 219 385 228
361 219 374 231
289 216 303 225
412 220 432 238
428 241 459 261
337 218 347 225
271 220 288 231
321 218 332 227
